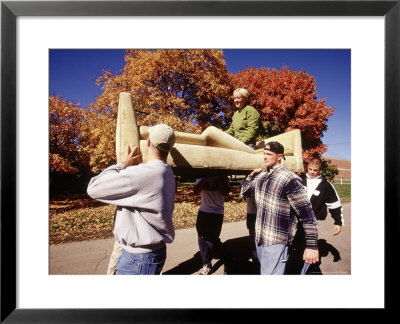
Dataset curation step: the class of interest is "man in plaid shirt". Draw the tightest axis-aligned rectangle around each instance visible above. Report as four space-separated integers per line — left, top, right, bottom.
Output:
241 141 319 274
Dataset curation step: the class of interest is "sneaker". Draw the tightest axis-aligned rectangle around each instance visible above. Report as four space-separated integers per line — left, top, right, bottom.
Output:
199 265 212 275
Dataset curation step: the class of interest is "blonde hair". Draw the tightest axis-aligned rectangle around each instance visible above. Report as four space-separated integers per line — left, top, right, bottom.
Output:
233 88 249 99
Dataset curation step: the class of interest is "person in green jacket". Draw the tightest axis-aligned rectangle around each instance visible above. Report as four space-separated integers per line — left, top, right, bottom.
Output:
226 88 261 265
225 88 260 148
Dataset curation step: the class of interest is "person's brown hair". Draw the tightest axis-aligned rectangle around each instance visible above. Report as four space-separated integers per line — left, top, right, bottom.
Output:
309 155 323 167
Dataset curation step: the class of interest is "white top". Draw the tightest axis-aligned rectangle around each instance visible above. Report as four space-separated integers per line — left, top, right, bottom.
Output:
87 160 175 253
305 175 322 200
196 178 225 214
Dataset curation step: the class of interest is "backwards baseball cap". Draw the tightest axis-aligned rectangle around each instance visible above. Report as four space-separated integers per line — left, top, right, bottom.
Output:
264 141 286 160
149 124 176 152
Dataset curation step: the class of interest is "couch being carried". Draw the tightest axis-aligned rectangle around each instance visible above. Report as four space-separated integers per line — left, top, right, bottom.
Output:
116 92 304 177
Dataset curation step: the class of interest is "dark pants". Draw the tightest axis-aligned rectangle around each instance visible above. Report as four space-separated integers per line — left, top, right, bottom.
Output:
196 210 231 267
246 213 256 232
246 213 257 254
285 224 314 275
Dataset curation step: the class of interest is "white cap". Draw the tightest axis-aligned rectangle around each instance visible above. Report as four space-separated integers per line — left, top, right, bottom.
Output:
149 124 176 152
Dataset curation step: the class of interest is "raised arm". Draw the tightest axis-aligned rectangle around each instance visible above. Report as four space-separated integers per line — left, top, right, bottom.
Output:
87 145 143 205
194 178 206 195
241 168 263 198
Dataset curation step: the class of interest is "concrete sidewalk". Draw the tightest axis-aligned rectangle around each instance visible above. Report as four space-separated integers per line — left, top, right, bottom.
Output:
50 203 351 275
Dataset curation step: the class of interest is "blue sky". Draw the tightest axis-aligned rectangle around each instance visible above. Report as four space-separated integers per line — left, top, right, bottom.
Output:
49 49 351 160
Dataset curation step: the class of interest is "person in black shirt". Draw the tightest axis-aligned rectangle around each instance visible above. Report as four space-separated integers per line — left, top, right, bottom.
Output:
286 156 343 274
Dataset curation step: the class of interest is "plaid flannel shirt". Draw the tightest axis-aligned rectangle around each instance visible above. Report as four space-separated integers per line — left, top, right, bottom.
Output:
241 164 318 249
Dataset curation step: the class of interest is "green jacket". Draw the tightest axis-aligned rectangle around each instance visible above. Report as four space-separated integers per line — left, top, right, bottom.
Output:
225 105 260 145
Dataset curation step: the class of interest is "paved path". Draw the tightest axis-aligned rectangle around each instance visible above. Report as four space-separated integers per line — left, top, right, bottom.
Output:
50 203 351 275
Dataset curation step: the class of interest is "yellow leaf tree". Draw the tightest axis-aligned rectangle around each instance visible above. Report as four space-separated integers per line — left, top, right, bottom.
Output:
230 67 335 162
82 49 234 173
49 95 88 176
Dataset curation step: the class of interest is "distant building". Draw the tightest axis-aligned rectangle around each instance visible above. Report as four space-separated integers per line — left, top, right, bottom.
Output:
323 157 351 180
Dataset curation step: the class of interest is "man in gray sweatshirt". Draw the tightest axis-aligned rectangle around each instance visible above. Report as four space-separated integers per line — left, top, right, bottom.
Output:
87 124 176 275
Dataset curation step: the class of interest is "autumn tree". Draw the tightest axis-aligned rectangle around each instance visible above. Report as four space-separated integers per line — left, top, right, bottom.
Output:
230 67 335 162
49 96 88 177
320 159 339 181
82 49 234 173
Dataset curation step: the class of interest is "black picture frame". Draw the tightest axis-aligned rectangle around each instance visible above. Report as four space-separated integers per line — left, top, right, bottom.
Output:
1 0 398 322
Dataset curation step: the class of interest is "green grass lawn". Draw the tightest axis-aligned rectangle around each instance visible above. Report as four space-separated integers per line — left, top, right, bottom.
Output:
333 183 351 203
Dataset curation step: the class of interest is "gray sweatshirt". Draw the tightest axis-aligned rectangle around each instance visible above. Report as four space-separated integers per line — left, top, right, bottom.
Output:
87 159 175 253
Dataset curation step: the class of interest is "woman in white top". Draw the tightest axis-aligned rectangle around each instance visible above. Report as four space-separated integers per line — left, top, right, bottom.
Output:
194 176 232 275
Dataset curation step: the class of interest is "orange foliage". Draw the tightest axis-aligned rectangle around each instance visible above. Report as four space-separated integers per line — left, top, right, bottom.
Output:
49 154 79 174
82 49 234 173
52 54 336 176
230 67 335 161
49 96 88 174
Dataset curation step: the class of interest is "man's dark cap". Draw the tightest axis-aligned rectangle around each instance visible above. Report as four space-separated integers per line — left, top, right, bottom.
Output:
264 141 286 160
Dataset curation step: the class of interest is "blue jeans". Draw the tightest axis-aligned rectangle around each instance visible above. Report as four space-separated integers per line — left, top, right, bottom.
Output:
300 262 310 275
256 243 289 275
116 246 166 275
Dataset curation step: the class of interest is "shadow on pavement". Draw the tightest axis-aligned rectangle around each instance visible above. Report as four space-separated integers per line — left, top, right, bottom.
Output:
163 235 343 275
285 238 342 275
163 251 203 275
307 239 341 275
223 236 260 275
163 236 260 275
